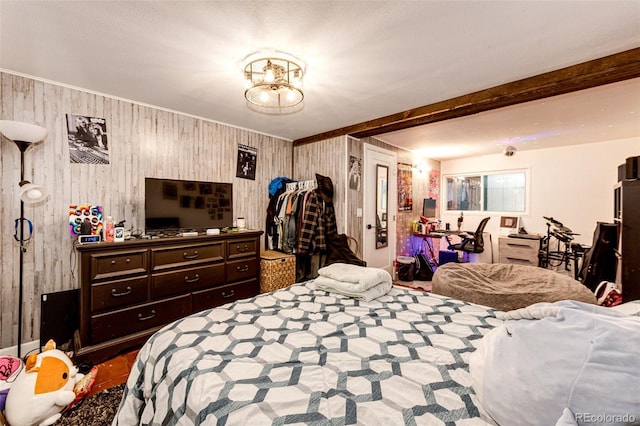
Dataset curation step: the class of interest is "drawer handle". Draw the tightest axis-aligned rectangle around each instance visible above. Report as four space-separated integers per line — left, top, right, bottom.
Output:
236 244 249 253
236 265 250 273
111 286 132 297
183 250 199 260
111 258 132 265
506 257 532 263
222 290 235 299
138 310 157 321
506 243 532 247
184 274 200 283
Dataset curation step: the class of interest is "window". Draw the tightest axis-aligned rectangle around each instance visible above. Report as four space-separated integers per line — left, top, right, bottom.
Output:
445 170 527 212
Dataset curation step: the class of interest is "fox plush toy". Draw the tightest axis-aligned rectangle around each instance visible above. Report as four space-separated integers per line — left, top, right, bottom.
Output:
4 340 82 426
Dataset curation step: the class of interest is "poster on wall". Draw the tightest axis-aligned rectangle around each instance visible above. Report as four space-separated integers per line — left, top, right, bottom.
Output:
236 144 257 180
397 162 413 211
66 114 109 164
348 155 361 191
428 168 440 200
69 204 103 237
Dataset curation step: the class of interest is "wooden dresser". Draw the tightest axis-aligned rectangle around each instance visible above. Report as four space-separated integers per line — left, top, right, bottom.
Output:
498 236 541 266
75 231 262 362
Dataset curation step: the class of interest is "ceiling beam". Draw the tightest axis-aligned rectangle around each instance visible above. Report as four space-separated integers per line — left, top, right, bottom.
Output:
292 47 640 146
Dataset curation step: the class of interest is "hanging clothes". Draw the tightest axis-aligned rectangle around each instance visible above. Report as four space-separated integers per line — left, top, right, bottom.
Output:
297 174 337 254
265 177 294 250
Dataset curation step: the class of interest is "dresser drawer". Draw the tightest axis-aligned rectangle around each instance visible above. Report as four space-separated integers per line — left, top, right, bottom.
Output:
192 279 259 313
91 276 148 313
151 263 225 299
499 238 540 265
227 238 258 259
90 250 148 281
226 257 258 282
90 294 191 344
151 242 224 271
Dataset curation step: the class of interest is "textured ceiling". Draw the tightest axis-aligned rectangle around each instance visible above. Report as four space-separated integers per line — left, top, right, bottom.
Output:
1 1 639 159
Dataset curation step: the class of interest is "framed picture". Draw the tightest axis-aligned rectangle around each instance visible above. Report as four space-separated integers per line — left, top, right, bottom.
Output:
65 114 110 164
397 163 413 211
236 144 257 180
499 216 519 235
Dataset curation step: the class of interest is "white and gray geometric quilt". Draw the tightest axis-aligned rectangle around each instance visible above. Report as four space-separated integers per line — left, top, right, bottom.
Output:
114 283 502 425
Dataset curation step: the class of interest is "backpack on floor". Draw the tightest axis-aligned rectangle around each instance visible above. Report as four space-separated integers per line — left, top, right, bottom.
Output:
414 253 435 281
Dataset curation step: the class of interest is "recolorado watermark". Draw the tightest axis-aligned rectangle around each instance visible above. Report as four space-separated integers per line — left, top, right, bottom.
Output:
575 413 636 423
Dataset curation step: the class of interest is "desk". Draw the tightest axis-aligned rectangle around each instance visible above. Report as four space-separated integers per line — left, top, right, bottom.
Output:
413 231 462 266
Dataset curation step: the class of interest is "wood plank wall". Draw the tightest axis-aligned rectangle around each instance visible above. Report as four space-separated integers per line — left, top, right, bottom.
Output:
292 136 347 234
292 134 440 263
0 71 292 349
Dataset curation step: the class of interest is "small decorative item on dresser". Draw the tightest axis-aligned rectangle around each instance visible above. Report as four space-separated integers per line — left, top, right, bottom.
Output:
260 250 296 293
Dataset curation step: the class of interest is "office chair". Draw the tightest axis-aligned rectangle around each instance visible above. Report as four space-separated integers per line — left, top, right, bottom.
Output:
448 217 491 258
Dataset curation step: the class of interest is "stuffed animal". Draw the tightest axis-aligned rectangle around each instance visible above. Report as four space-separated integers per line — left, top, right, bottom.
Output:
0 356 23 412
4 340 82 426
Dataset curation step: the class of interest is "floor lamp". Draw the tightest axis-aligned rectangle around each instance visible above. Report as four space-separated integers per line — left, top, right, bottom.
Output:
0 120 48 358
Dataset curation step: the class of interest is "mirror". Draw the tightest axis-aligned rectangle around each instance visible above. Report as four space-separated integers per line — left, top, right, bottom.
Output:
376 164 388 249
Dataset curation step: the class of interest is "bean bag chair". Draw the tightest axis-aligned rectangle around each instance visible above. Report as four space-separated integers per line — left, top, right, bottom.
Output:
432 263 596 310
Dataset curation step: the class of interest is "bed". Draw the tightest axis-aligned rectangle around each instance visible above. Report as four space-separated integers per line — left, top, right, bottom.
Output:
114 281 502 425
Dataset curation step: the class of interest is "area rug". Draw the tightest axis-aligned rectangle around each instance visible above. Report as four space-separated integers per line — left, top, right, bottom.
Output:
58 383 124 425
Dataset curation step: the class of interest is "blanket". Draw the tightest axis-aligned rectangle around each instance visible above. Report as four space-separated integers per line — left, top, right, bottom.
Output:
470 300 640 426
114 284 502 425
316 262 391 292
313 275 392 301
314 263 393 301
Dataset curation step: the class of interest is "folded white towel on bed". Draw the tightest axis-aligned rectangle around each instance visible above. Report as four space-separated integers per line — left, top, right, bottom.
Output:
317 263 392 292
314 275 392 301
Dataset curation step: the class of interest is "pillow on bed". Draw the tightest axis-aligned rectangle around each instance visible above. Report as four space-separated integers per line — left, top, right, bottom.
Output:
469 301 640 426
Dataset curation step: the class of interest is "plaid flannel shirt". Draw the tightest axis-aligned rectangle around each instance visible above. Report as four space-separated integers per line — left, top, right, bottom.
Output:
297 191 337 254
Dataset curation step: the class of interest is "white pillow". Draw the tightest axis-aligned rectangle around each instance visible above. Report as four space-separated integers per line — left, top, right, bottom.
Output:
470 301 640 426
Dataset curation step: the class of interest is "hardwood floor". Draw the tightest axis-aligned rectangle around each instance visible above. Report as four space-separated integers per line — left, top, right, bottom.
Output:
393 280 432 292
86 349 139 397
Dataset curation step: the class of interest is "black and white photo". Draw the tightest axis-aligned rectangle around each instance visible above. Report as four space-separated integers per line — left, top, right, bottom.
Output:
66 113 110 164
348 155 361 191
236 144 257 180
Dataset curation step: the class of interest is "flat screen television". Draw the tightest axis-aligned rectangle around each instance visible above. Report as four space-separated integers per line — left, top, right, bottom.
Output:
144 177 233 233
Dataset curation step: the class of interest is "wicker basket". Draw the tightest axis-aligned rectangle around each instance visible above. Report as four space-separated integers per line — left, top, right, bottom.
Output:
260 250 296 293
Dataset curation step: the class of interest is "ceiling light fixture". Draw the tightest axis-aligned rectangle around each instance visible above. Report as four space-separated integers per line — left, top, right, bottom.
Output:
242 50 305 114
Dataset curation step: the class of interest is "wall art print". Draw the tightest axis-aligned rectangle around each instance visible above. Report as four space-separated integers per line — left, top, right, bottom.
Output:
236 144 257 180
66 114 109 164
348 155 361 191
428 168 440 200
397 162 413 212
69 205 103 237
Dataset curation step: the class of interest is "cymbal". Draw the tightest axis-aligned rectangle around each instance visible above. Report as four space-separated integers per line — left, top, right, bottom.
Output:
554 225 573 233
551 231 574 242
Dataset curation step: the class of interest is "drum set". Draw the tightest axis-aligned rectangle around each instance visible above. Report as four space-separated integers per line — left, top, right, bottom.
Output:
539 216 589 279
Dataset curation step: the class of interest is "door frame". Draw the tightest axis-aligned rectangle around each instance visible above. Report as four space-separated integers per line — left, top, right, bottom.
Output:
362 143 397 273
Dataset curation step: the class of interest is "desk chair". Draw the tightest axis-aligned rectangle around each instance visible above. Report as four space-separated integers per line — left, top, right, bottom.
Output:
448 217 491 261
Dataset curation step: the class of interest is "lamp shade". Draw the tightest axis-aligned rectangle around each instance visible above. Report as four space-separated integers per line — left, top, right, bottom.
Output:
0 120 47 144
19 182 48 204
